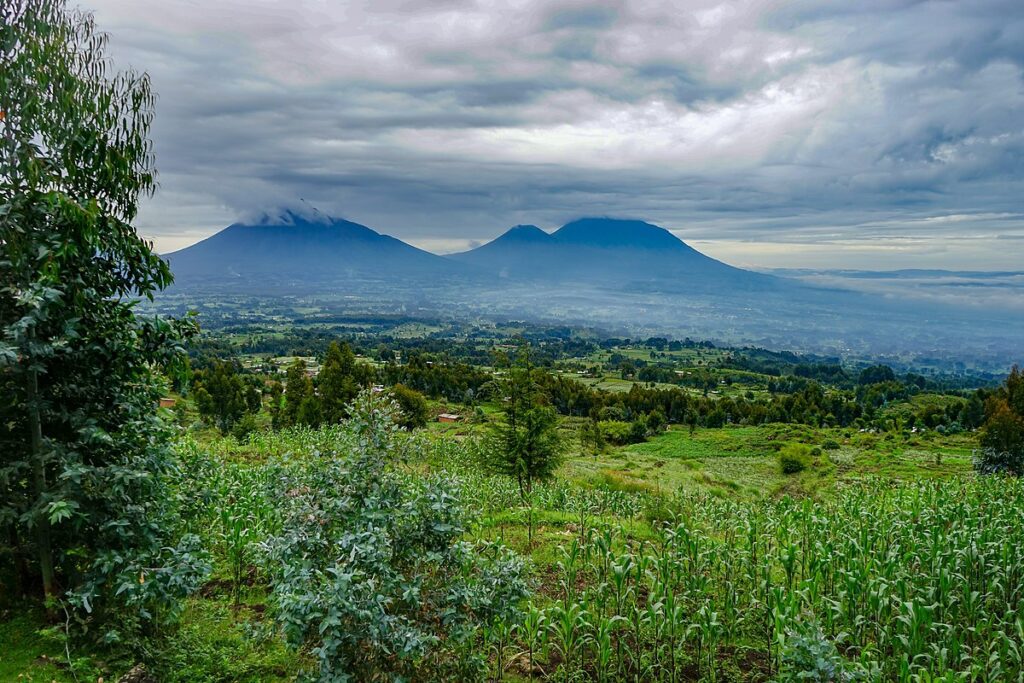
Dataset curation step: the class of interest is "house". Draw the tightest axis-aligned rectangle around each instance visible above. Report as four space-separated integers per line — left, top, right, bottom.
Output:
437 413 463 423
159 397 176 409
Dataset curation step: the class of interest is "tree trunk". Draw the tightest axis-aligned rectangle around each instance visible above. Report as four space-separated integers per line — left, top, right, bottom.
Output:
27 367 57 613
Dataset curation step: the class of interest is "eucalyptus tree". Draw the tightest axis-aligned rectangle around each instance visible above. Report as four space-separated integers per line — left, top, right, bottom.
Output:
0 0 206 628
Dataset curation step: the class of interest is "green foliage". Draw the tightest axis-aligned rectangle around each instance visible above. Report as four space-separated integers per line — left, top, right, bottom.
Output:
230 412 263 441
263 393 529 681
779 444 812 474
597 419 650 446
317 341 359 424
390 382 429 429
282 359 317 427
579 416 606 456
0 0 207 637
149 598 301 682
485 343 564 499
266 380 284 428
193 359 260 433
598 419 634 446
976 366 1024 475
777 623 875 682
295 394 323 427
858 364 896 386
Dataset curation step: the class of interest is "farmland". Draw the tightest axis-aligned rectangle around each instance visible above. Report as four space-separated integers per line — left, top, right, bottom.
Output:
4 317 1018 682
5 415 1012 682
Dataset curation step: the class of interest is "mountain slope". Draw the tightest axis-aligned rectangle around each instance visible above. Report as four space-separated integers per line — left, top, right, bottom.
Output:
449 217 774 290
165 209 468 289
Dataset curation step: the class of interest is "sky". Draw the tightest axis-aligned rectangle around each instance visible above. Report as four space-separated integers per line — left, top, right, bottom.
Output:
83 0 1024 270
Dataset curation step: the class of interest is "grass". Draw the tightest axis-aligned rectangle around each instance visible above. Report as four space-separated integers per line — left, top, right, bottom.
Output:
0 589 303 683
560 424 974 502
0 608 91 682
148 595 302 682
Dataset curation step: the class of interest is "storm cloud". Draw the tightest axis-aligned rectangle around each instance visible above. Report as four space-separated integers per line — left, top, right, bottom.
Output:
84 0 1024 269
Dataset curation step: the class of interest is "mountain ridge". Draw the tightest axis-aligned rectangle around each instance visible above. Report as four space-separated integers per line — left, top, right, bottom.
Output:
449 216 773 290
164 209 469 287
163 209 779 294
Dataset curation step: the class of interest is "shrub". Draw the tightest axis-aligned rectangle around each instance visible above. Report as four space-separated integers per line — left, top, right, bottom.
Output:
974 448 1024 477
598 420 634 446
642 494 681 526
779 444 812 474
263 393 529 681
390 383 429 429
822 438 841 450
230 412 263 441
778 623 876 682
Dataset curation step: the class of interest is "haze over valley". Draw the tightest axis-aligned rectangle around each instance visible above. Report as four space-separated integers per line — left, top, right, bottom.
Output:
161 207 1024 367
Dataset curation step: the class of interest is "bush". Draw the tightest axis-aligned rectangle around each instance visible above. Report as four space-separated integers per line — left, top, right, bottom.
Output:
778 623 876 682
643 494 682 526
230 412 263 441
974 448 1024 477
598 420 634 446
263 393 529 681
779 444 812 474
822 438 841 450
390 383 429 429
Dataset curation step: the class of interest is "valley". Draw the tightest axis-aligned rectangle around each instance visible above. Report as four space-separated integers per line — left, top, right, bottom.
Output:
159 210 1024 365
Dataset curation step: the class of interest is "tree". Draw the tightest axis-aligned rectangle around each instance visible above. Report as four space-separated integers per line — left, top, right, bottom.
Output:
486 344 564 500
296 394 324 427
283 358 318 427
858 364 896 386
976 367 1024 475
646 409 667 434
960 392 986 430
579 416 605 458
318 341 359 423
193 359 260 433
0 0 207 626
620 360 636 380
390 383 429 429
267 380 284 428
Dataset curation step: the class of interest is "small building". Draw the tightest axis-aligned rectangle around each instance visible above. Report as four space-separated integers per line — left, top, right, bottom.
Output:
437 413 463 423
159 397 176 409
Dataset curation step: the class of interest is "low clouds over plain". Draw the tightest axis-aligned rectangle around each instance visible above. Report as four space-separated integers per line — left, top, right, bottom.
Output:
85 0 1024 268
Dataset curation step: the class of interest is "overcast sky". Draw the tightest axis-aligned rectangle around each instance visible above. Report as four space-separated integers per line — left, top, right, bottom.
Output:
84 0 1024 269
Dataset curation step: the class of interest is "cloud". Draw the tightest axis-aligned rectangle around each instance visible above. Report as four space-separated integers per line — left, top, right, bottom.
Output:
81 0 1024 269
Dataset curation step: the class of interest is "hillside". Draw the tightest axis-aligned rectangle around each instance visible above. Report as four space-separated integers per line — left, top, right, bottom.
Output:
449 217 776 291
165 209 470 289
